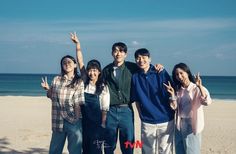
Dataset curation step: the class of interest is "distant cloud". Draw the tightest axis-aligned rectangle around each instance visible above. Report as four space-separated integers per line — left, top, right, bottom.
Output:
213 43 236 60
0 17 236 44
131 41 139 46
215 53 224 59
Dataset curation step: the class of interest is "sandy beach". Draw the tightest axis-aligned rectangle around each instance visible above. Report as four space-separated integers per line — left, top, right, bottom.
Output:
0 96 235 154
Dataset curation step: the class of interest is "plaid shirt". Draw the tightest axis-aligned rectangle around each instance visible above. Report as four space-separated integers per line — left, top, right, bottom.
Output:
49 75 85 132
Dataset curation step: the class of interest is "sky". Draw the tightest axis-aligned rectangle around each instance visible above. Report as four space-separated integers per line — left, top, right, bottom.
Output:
0 0 236 76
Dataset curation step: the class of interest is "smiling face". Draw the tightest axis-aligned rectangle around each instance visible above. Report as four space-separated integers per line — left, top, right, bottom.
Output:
112 47 127 66
175 68 190 87
62 57 76 74
135 55 151 73
87 68 100 83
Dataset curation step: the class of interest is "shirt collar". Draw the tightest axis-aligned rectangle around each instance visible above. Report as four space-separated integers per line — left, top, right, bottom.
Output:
139 64 156 75
112 61 126 70
181 82 195 92
62 74 74 81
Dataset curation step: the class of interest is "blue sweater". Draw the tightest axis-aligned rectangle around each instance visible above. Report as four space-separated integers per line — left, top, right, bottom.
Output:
131 65 175 124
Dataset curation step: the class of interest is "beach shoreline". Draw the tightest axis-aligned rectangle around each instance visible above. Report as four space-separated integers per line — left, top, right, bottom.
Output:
0 96 235 154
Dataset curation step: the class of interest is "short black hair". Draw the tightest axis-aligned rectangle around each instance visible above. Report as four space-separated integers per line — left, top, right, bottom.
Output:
134 48 150 59
86 59 101 72
85 59 105 95
112 42 127 53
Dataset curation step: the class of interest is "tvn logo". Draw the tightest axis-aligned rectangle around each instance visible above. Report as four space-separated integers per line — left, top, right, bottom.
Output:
124 140 143 149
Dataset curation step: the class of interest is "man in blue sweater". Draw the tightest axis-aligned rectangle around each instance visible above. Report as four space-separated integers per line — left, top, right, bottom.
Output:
131 48 175 154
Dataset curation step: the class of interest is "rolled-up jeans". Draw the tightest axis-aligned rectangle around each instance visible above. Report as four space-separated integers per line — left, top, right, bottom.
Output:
49 119 82 154
175 118 201 154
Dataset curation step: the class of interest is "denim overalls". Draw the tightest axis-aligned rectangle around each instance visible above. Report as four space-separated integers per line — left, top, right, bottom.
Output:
82 92 105 154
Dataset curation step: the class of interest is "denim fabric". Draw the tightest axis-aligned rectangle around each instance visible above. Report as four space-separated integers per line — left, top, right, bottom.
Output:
104 105 134 154
83 122 107 154
49 119 82 154
82 93 102 125
82 92 105 154
175 118 201 154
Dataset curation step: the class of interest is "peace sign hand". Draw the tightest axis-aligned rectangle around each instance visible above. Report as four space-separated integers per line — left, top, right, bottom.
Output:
194 72 202 87
70 32 80 44
163 81 175 97
41 76 49 91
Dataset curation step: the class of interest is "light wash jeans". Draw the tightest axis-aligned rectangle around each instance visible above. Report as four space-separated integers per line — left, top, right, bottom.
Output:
175 118 201 154
49 119 82 154
141 120 174 154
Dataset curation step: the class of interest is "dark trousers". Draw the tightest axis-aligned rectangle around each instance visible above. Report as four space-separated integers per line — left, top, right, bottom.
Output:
82 119 106 154
82 92 105 154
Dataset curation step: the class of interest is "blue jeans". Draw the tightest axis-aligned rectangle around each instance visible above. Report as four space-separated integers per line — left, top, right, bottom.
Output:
104 105 134 154
49 119 82 154
175 118 201 154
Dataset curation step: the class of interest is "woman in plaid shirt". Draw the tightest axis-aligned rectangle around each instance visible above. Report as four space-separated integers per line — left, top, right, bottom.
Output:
41 55 85 154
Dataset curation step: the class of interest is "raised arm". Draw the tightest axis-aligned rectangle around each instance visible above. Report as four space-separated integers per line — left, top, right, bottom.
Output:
70 32 84 70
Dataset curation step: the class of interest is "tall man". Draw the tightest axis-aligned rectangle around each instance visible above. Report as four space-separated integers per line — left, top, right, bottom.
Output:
131 48 175 154
103 42 138 154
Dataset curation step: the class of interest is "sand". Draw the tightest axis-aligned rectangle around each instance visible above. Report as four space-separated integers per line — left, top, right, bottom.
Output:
0 96 235 154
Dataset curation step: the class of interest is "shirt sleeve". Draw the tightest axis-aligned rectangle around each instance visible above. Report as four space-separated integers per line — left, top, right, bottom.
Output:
99 85 110 111
199 86 212 105
80 66 88 83
159 69 172 84
159 69 173 97
74 81 85 106
49 76 58 101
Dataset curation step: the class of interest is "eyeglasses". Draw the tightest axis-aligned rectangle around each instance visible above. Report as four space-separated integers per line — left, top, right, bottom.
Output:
62 60 73 65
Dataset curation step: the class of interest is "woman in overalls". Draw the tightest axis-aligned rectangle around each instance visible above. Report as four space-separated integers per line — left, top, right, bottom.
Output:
71 32 110 154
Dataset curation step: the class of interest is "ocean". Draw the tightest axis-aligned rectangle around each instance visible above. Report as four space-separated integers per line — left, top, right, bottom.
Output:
0 73 236 100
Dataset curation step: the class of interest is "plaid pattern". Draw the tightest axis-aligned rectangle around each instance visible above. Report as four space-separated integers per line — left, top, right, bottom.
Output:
50 75 85 132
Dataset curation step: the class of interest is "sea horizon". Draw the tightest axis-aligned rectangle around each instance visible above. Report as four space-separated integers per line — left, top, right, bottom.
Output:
0 73 236 100
1 72 236 77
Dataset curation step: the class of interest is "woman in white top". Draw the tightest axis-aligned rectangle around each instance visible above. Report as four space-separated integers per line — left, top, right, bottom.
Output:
71 32 110 154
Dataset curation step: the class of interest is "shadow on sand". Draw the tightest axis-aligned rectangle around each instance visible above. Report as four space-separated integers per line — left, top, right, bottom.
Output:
0 137 49 154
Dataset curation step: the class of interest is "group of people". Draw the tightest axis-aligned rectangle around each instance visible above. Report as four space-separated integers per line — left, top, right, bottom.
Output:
41 32 212 154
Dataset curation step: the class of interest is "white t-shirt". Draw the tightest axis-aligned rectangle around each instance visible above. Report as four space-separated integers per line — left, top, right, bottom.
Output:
113 66 121 79
84 82 110 111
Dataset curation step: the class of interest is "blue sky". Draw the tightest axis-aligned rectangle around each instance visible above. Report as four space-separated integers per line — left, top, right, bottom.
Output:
0 0 236 76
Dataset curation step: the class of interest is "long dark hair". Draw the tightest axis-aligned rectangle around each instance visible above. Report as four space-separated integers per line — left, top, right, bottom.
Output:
172 63 195 90
86 59 105 95
60 55 81 88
